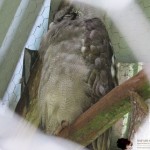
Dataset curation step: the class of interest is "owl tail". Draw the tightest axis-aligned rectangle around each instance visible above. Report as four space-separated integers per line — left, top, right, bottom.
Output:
87 128 111 150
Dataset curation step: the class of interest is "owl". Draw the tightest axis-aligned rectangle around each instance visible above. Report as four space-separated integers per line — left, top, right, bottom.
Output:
16 1 118 150
38 2 117 150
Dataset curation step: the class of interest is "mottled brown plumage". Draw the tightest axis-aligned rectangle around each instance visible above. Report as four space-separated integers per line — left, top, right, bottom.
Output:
38 4 117 150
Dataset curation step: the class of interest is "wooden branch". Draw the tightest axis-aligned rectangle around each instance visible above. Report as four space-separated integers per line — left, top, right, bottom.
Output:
58 70 150 146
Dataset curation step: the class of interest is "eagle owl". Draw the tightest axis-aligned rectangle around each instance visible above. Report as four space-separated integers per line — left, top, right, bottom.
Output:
20 2 117 150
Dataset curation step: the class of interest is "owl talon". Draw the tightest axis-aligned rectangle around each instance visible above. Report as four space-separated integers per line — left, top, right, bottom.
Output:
54 120 69 135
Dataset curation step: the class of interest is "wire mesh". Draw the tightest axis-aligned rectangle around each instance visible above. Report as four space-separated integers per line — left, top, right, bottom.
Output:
0 0 50 111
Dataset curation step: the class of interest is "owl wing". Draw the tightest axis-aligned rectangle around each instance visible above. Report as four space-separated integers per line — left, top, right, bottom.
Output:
82 17 117 150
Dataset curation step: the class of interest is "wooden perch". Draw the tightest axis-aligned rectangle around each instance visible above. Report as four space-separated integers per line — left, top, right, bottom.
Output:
58 70 150 146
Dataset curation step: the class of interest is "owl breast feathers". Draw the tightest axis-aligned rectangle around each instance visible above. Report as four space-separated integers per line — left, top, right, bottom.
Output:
38 8 117 135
